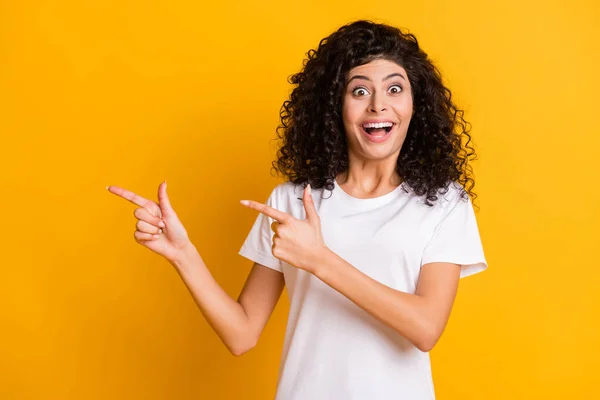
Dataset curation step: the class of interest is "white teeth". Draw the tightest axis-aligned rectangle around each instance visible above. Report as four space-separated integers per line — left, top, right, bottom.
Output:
363 122 393 128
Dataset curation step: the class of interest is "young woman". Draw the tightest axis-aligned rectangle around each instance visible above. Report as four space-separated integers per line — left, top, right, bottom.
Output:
108 20 488 400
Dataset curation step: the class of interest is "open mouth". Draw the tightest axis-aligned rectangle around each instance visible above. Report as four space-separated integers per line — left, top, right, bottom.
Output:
361 122 395 136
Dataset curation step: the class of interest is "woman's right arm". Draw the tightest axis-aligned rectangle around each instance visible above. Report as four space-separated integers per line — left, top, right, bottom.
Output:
171 244 285 356
107 182 285 357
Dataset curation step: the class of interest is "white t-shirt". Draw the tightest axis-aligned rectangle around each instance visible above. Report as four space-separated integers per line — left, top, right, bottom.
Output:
239 179 488 400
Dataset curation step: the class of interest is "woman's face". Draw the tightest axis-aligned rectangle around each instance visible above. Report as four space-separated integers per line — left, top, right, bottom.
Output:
341 58 413 163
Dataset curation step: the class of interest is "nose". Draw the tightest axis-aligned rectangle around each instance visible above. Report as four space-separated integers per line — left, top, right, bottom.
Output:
369 91 387 112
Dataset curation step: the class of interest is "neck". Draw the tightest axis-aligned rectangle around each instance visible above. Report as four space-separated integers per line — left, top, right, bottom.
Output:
336 163 402 199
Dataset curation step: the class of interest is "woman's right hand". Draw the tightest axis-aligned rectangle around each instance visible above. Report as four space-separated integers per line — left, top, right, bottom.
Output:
107 181 191 263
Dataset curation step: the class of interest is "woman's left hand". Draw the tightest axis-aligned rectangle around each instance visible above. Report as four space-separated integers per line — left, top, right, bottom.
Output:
240 184 329 273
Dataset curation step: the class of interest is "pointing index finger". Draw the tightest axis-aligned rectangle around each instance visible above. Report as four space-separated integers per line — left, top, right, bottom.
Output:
107 185 156 210
241 200 291 223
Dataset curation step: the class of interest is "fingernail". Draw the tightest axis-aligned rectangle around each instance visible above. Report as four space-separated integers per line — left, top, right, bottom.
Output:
307 184 312 194
159 221 165 228
106 186 109 190
240 200 250 206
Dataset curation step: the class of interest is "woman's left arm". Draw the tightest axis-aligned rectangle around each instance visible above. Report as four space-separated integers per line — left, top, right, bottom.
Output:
312 250 461 352
240 184 461 352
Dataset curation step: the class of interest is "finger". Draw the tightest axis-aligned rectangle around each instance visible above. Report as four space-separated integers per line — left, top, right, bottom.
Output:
157 181 175 218
134 231 160 242
303 184 319 222
134 208 166 228
271 237 282 259
240 200 291 223
107 185 156 211
136 220 162 235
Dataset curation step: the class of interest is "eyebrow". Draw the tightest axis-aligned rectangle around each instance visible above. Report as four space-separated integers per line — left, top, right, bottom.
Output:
347 72 407 84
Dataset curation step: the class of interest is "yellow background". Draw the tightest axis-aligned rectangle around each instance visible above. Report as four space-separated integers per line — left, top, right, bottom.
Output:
2 0 598 398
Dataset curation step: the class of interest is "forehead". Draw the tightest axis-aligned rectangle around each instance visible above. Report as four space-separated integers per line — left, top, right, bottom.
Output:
347 59 408 79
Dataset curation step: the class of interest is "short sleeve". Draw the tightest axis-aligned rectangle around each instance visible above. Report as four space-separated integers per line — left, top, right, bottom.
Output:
420 193 488 279
238 187 283 273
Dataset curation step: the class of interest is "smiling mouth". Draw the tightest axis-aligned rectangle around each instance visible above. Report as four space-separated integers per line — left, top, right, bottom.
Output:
361 123 395 135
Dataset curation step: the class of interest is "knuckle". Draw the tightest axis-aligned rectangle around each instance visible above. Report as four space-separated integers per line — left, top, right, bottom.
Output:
151 205 161 218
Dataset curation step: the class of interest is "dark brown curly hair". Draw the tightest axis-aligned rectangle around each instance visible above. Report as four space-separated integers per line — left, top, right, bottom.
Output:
270 20 479 207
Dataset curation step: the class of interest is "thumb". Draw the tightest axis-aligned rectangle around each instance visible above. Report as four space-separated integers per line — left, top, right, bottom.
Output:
303 184 319 224
158 181 175 217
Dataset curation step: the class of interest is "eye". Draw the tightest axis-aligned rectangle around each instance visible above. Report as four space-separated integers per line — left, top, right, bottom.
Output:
352 87 369 96
389 85 402 94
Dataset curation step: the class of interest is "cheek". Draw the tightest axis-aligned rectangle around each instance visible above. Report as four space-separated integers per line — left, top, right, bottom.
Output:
392 99 413 119
342 100 362 125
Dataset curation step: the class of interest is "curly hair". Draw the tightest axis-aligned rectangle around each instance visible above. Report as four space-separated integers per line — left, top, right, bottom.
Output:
270 20 479 207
